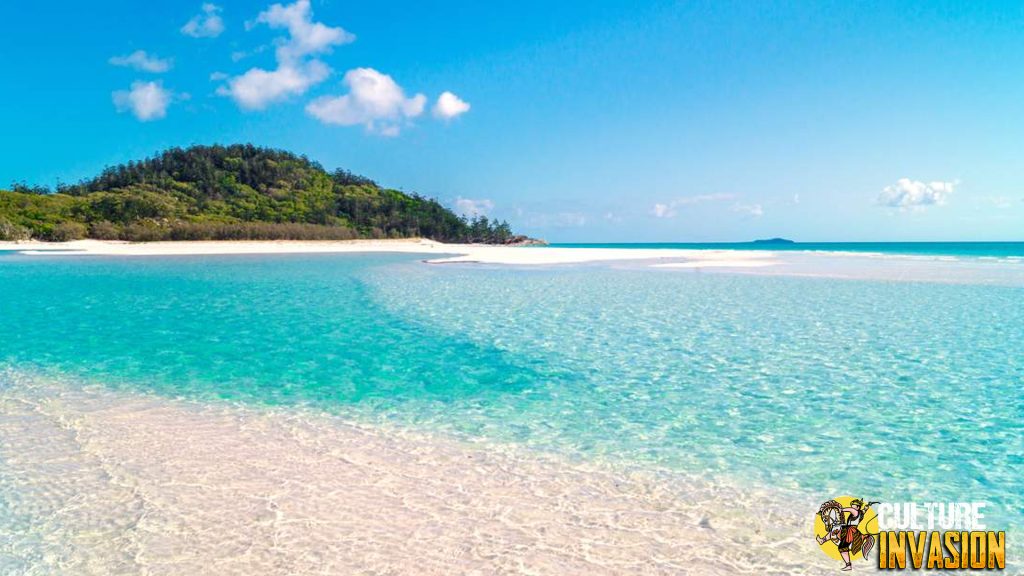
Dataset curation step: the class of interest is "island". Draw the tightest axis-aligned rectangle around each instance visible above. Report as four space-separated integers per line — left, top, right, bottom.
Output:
752 237 796 245
0 144 541 245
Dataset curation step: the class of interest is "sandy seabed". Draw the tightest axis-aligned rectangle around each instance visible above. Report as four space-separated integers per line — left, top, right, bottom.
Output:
0 376 837 576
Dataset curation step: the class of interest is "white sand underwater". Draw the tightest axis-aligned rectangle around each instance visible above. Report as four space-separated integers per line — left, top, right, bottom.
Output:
0 375 833 575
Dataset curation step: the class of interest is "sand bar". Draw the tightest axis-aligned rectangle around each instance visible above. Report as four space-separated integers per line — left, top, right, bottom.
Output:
0 239 778 268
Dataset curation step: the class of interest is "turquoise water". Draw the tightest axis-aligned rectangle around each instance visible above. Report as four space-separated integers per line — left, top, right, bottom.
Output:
1 252 1022 532
552 241 1024 258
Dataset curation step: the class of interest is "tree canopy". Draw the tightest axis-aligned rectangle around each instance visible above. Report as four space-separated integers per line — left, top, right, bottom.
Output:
0 144 525 243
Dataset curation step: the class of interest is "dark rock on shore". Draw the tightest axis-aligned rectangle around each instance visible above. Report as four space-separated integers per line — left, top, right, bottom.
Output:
502 235 548 246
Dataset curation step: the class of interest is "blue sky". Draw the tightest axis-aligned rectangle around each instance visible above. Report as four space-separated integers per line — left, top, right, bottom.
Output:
2 0 1023 241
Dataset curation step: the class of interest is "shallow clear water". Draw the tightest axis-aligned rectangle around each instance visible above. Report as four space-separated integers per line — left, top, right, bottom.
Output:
552 241 1024 258
1 252 1022 534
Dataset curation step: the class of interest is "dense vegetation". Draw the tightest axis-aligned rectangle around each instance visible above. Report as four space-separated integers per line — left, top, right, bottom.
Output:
0 144 524 243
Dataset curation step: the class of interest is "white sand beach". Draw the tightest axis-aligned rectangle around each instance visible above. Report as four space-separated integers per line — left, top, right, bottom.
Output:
0 238 778 268
8 239 1024 286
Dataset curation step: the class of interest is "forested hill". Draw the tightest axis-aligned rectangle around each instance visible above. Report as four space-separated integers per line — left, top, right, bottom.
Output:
0 144 527 243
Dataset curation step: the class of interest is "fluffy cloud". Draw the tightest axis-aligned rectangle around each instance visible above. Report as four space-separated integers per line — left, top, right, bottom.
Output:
182 3 224 38
216 0 466 134
220 0 349 109
109 50 172 73
306 68 426 135
651 193 735 218
256 0 354 63
877 178 955 210
433 91 470 120
453 197 494 217
112 81 173 121
218 61 329 110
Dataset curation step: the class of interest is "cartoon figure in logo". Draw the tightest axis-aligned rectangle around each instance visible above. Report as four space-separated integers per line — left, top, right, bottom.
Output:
815 498 878 571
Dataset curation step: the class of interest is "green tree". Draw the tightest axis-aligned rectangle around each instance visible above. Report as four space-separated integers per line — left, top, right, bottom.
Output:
0 145 529 243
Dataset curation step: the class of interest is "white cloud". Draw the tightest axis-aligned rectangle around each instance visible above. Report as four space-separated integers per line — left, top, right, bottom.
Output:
652 203 674 218
732 202 764 217
219 0 350 110
877 178 955 211
433 91 470 119
453 197 494 217
793 193 801 204
182 3 224 38
209 71 229 81
112 81 173 121
109 50 172 73
651 193 735 218
306 68 426 135
217 0 463 137
217 61 329 110
256 0 354 63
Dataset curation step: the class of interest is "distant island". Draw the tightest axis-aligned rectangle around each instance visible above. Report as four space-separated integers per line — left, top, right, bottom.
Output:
0 144 537 244
752 237 795 244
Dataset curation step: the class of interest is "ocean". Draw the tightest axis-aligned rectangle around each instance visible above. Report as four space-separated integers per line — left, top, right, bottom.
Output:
550 241 1024 258
1 248 1021 573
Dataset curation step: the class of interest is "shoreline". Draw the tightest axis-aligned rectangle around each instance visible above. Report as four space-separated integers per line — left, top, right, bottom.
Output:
0 238 780 268
5 239 1024 286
